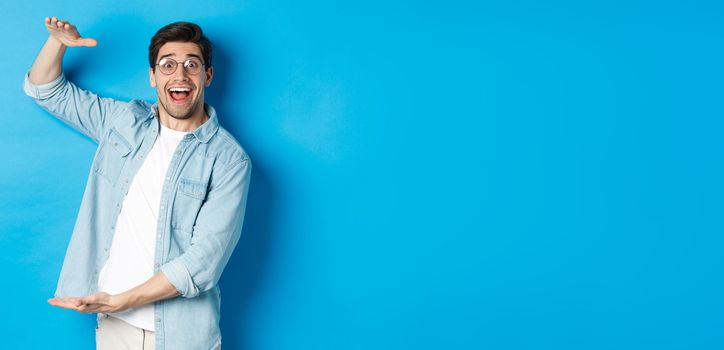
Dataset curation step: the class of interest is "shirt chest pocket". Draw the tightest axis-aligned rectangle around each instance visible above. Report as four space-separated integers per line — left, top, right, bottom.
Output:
171 178 208 233
94 129 131 184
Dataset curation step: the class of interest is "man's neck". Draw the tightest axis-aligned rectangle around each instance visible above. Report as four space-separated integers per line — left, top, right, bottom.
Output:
157 107 209 132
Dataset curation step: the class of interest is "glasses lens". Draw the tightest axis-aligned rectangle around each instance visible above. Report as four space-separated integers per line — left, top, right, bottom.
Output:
158 58 177 75
183 59 203 75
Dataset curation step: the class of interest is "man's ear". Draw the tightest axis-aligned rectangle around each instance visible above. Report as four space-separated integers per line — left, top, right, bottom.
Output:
149 68 156 88
205 66 214 87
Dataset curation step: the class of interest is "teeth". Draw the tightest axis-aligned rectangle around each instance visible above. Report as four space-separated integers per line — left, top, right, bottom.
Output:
169 87 191 92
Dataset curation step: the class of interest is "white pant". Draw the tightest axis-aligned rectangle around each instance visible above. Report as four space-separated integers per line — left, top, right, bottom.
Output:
96 313 222 350
96 313 154 350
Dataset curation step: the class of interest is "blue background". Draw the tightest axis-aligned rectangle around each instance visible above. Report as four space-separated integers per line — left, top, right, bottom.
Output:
2 0 723 349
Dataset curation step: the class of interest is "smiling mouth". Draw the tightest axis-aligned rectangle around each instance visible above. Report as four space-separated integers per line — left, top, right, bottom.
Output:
168 87 192 104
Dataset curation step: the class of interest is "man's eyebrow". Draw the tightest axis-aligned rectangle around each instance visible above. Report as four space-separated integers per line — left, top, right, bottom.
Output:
159 53 203 61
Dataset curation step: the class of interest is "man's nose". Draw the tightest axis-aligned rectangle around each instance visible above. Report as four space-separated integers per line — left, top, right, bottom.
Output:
172 66 190 81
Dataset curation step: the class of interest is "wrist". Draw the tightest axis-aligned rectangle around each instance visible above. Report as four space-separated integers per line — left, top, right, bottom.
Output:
47 35 65 48
113 292 134 311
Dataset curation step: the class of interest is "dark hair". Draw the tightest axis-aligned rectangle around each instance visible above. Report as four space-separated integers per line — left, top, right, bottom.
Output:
149 22 213 72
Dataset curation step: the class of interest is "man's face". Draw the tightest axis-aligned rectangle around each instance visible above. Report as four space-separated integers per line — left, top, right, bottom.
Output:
149 42 213 120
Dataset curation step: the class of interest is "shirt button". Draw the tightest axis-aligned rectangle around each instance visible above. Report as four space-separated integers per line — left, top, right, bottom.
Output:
166 177 170 181
104 248 108 252
158 234 162 238
160 206 165 210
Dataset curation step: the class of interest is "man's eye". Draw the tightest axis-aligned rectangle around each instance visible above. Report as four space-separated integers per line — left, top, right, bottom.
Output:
187 61 198 68
163 63 174 69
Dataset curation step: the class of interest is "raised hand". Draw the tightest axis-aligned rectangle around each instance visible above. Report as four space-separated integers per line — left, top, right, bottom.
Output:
44 16 97 47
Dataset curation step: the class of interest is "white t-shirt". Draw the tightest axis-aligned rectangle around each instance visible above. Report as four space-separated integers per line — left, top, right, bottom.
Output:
97 121 188 331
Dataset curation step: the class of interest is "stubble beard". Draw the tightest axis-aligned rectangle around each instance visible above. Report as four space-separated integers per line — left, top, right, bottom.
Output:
159 94 201 121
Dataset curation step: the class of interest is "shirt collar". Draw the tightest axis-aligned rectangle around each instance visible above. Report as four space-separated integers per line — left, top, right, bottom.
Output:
148 102 220 144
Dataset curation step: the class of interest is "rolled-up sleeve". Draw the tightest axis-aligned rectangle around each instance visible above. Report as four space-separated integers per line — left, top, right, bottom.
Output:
161 157 252 298
23 71 127 143
23 71 66 99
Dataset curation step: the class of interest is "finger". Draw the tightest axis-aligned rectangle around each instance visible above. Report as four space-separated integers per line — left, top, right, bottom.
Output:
57 297 82 306
80 294 98 304
59 23 81 37
48 298 81 310
48 297 78 306
47 17 57 30
78 38 98 47
58 19 71 30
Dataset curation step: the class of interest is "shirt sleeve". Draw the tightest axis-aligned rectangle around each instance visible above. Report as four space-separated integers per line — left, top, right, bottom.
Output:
161 157 252 298
23 71 128 143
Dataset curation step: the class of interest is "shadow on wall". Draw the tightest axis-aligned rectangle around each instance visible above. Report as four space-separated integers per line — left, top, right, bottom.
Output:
208 40 277 350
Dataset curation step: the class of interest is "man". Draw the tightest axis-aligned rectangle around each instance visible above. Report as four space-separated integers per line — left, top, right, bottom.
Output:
24 17 251 350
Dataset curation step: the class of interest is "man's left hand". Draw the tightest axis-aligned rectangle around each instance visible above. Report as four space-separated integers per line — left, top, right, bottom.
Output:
48 292 130 314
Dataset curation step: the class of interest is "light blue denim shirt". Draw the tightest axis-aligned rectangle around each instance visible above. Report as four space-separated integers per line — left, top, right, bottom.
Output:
23 72 252 350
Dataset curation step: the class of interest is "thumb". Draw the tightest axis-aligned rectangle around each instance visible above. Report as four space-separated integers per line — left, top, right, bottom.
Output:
78 38 98 47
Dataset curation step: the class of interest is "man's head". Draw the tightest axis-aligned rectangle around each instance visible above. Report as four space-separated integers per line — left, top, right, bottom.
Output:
148 22 214 121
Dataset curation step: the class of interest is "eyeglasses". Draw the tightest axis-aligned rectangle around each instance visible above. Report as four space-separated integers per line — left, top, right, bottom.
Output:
155 57 206 75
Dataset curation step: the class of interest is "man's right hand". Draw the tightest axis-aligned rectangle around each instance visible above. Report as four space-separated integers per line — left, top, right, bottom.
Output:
45 17 97 47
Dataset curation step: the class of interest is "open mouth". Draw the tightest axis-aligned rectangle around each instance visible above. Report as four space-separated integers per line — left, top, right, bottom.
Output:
168 87 192 104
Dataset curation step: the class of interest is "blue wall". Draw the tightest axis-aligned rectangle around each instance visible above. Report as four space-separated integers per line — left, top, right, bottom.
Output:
2 1 724 349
